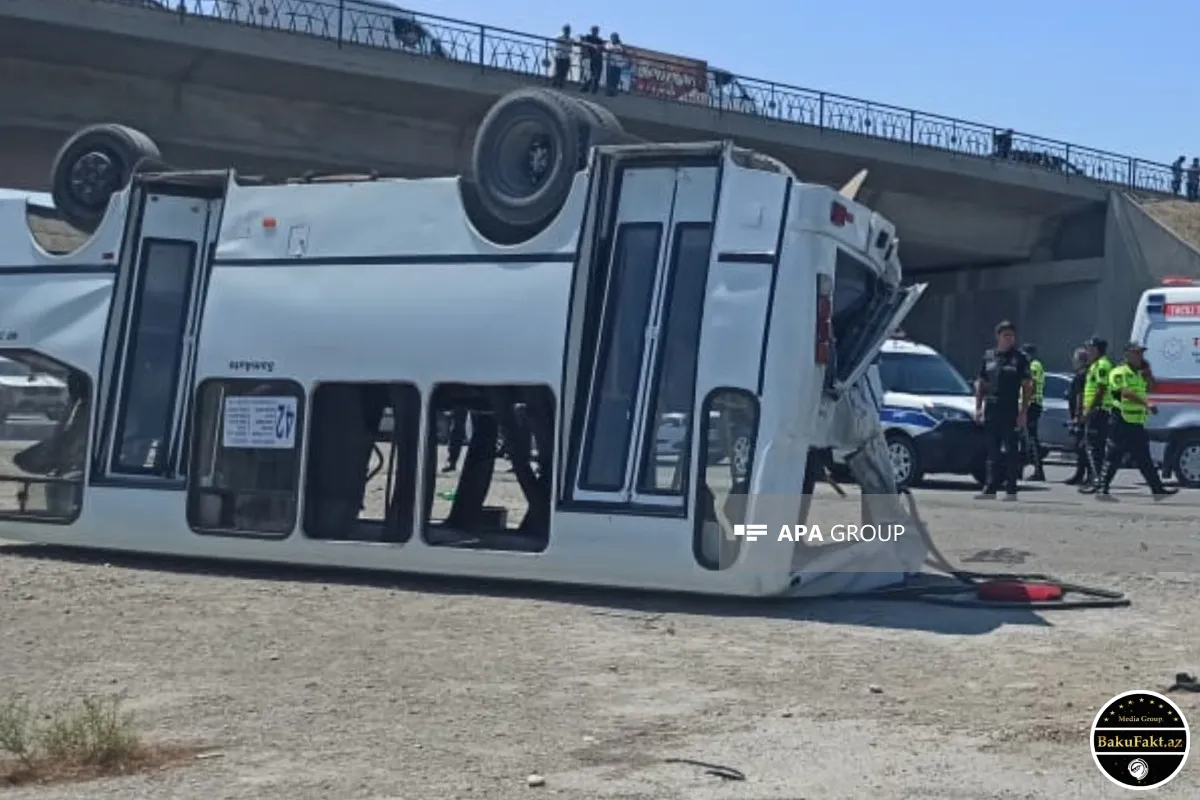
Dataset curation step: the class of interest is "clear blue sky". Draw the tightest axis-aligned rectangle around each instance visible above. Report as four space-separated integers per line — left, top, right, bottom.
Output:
419 0 1192 166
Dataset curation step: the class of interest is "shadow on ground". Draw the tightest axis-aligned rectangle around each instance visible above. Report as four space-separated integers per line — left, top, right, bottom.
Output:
1 542 1053 637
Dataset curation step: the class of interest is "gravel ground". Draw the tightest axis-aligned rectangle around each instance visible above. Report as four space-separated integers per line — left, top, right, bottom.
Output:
2 449 1199 799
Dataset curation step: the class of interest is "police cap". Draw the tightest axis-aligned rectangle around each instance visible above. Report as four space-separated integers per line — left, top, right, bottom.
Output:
1084 336 1107 350
1125 341 1146 352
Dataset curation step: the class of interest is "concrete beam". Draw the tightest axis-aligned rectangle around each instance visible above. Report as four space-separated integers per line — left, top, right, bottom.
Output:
0 57 460 177
0 0 1109 208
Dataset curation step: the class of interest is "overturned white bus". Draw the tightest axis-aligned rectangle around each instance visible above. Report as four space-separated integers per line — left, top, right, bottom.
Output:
0 87 925 597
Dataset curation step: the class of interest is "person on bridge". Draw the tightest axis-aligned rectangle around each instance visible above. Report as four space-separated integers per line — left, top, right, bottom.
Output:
1171 156 1186 196
579 25 605 93
973 320 1033 501
1188 158 1200 202
551 25 573 88
1078 336 1115 494
1021 343 1047 482
1094 342 1177 501
1064 346 1091 485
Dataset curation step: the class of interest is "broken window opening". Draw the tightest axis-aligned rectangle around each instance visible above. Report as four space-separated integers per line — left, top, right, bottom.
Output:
423 383 554 553
186 378 304 537
302 381 420 543
0 351 87 523
693 388 759 571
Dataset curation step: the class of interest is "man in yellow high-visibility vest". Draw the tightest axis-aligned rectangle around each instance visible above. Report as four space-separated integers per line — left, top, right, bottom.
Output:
1021 343 1047 482
1094 342 1177 500
1078 336 1115 494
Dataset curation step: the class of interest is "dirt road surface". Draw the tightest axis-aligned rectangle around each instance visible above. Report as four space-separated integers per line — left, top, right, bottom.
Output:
2 459 1198 799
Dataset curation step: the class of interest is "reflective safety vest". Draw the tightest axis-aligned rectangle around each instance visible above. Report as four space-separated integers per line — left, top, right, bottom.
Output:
1084 355 1115 411
1108 364 1149 424
1030 358 1045 404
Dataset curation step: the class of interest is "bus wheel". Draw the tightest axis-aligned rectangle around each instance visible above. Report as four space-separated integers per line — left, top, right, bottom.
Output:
1169 433 1200 489
51 124 161 233
466 88 629 243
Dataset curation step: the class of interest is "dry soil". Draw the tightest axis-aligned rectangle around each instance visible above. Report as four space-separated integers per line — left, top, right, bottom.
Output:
1 453 1199 799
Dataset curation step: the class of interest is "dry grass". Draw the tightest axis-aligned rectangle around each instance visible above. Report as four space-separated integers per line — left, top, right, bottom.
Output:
1138 197 1200 252
0 694 198 788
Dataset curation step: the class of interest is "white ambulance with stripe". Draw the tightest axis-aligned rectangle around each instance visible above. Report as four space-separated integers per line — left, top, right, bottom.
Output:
1131 277 1200 488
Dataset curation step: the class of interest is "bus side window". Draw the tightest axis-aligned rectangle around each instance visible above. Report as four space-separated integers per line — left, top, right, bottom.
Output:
186 379 305 538
693 388 760 570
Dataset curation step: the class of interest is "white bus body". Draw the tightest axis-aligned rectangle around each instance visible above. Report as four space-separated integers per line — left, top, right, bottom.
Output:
0 98 923 597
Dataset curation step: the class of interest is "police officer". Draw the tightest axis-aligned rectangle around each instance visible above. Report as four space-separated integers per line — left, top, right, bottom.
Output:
1021 343 1047 482
1093 342 1177 500
973 320 1033 500
1064 346 1091 485
1078 337 1115 494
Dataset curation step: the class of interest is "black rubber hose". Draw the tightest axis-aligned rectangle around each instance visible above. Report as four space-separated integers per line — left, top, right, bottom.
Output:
840 482 1130 610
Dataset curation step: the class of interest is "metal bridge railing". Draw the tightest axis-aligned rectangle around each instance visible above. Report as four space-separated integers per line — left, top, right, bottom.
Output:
113 0 1179 196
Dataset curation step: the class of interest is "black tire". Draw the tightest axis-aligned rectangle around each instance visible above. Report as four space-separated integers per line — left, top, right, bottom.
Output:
1169 433 1200 489
884 431 921 490
728 431 753 485
468 88 596 238
51 123 161 233
571 97 635 145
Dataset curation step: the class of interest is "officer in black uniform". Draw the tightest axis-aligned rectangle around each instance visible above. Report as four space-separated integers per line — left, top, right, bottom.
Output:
973 320 1034 500
1063 346 1091 485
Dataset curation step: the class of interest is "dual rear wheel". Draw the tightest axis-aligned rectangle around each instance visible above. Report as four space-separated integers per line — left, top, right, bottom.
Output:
49 88 636 245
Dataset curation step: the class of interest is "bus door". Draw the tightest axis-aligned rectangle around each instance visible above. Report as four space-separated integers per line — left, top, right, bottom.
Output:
560 152 720 513
91 178 224 485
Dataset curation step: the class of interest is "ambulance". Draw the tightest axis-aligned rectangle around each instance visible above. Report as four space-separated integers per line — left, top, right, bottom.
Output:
1130 277 1200 488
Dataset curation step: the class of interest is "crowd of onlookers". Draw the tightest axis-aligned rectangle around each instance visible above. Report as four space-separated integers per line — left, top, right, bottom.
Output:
1170 157 1200 201
550 24 630 96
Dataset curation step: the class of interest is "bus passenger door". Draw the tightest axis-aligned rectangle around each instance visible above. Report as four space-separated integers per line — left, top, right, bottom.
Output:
691 164 792 493
92 183 222 484
562 161 719 512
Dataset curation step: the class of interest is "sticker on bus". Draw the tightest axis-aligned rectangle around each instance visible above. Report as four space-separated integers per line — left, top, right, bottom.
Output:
222 395 298 449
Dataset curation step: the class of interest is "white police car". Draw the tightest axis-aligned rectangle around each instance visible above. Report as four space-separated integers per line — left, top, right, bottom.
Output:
837 338 988 489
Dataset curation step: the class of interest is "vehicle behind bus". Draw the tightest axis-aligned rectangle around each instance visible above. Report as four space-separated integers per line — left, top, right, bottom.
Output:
1130 279 1200 487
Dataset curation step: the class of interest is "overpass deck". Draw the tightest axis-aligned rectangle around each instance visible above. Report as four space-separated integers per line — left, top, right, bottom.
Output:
3 0 1175 199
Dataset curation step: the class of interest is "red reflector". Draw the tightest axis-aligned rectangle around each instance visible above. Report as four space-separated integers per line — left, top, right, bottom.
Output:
815 284 832 365
1161 276 1197 286
976 580 1064 603
830 202 854 227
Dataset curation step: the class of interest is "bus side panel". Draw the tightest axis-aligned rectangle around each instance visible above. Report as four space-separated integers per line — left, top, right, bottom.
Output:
192 261 573 389
0 272 114 371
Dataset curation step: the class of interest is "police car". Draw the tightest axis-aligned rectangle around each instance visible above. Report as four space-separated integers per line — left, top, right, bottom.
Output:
836 337 988 489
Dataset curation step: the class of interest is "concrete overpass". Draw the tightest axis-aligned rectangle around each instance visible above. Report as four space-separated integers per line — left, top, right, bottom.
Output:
0 0 1196 370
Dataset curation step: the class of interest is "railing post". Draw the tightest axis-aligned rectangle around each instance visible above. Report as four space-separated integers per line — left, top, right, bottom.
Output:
336 0 343 47
1064 143 1070 172
1130 158 1137 190
909 110 915 145
478 25 486 66
818 93 825 130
